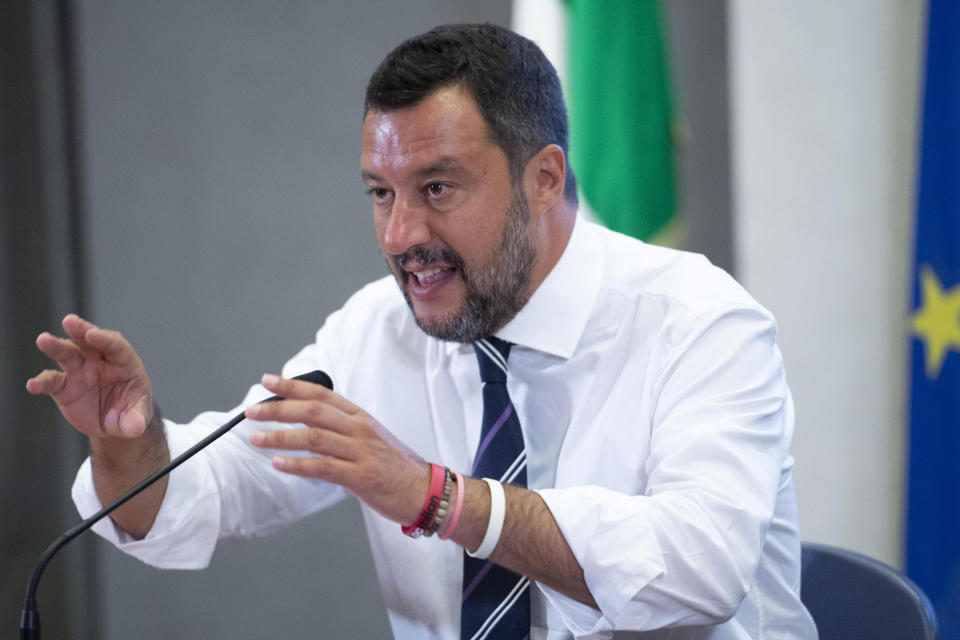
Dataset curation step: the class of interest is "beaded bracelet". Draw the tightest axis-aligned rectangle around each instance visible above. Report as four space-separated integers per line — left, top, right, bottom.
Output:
438 471 465 540
428 468 456 536
401 463 446 538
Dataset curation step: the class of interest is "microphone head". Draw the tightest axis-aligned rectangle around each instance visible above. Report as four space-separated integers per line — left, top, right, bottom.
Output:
292 369 334 390
261 369 334 403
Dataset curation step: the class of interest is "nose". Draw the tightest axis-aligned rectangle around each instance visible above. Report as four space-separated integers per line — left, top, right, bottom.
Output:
381 194 431 256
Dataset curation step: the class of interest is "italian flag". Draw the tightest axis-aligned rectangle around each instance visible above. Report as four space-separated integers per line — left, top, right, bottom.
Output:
513 0 677 242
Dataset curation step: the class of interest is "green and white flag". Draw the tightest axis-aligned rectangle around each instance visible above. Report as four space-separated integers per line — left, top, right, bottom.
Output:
513 0 677 242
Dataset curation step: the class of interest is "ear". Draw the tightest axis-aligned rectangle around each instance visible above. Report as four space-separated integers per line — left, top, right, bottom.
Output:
523 144 567 216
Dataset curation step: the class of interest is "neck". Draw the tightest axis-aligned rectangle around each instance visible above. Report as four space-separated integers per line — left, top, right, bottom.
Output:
526 199 577 297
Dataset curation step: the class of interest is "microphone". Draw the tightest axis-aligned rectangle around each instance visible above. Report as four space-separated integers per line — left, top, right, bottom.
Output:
19 369 334 640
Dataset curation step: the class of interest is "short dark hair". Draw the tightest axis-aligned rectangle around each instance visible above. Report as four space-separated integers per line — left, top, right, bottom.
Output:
364 23 578 204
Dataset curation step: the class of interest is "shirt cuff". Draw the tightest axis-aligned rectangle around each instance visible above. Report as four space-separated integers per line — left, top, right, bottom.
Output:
536 486 666 635
70 423 221 569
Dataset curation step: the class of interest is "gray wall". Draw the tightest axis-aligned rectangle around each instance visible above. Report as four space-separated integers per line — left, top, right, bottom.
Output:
3 2 731 637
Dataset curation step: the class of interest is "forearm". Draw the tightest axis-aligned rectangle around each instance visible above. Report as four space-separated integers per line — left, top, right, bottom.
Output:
450 477 597 608
243 374 595 605
90 403 170 539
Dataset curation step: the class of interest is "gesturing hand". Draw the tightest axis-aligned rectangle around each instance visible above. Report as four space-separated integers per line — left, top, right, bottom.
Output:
26 314 154 440
246 373 430 526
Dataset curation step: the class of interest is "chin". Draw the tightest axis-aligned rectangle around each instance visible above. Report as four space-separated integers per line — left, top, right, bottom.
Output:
412 306 458 332
408 305 476 343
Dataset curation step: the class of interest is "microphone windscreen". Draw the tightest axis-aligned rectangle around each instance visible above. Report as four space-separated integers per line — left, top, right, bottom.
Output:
293 369 334 390
261 369 334 403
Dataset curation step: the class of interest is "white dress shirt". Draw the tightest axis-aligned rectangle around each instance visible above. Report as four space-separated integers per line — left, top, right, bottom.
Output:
73 216 817 639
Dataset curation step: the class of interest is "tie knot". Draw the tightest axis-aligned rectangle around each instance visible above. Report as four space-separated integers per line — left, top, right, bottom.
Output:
473 337 511 383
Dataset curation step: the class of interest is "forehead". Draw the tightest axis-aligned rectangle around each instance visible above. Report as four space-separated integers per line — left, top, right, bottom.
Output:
361 85 498 176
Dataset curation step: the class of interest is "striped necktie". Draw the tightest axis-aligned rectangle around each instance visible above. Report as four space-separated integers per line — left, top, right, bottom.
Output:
461 337 530 640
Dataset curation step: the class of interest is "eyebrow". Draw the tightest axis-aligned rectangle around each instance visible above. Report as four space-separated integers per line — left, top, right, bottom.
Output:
415 156 467 177
361 156 468 183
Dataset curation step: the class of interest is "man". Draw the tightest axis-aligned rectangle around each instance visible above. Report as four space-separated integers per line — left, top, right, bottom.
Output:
28 24 816 639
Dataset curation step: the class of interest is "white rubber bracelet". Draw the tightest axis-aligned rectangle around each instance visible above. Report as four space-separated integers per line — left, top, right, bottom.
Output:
466 478 505 559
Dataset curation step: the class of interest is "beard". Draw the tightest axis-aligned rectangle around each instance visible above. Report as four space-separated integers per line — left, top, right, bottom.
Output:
390 190 536 343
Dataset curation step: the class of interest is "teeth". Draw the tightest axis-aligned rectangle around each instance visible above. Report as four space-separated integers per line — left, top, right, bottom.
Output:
415 268 443 282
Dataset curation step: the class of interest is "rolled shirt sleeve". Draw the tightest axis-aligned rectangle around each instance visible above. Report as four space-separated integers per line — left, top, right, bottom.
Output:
70 338 349 569
71 421 223 569
537 305 793 635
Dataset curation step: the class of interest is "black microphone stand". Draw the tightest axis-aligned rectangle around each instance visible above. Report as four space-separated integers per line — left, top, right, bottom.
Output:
19 369 332 639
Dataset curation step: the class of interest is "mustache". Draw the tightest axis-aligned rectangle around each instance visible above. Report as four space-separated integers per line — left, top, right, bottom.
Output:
395 247 466 274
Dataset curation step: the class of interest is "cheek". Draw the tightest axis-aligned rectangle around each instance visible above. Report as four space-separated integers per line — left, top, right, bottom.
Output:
454 206 509 254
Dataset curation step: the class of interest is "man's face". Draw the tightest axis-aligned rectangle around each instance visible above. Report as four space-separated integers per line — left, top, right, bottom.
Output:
361 86 536 342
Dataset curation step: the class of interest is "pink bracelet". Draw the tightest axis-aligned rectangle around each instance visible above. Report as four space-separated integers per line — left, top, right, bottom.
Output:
401 463 445 538
439 471 465 540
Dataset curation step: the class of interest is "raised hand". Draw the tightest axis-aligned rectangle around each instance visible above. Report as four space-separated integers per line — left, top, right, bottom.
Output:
27 314 155 440
246 373 431 526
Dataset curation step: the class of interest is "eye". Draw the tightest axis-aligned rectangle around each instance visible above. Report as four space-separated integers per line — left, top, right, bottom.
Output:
426 182 449 198
365 187 392 204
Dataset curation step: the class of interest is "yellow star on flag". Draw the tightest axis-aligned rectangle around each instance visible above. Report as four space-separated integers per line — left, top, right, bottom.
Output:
911 264 960 379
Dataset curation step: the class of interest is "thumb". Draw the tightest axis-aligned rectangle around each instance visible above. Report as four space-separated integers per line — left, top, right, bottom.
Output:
119 408 149 438
105 406 149 438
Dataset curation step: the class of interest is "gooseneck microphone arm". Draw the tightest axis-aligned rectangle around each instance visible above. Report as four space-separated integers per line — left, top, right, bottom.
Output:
19 369 333 640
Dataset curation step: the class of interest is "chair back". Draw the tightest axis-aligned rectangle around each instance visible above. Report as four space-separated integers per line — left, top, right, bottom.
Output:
801 542 938 640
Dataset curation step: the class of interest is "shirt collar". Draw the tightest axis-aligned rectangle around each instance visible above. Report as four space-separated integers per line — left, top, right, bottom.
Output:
443 213 602 360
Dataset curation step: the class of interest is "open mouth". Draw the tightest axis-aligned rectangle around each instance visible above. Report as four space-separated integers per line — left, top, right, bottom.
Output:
395 247 465 299
405 264 457 297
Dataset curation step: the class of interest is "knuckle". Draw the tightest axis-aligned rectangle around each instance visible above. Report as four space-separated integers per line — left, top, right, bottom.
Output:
307 428 325 451
314 457 330 475
353 415 374 436
354 460 377 486
307 402 326 424
310 457 332 480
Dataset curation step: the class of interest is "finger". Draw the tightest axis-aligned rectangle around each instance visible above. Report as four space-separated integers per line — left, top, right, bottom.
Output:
61 314 98 350
245 399 355 435
62 315 136 367
250 427 355 460
25 369 67 395
35 332 85 372
99 406 148 438
272 454 349 483
83 327 137 367
117 408 148 438
260 373 360 415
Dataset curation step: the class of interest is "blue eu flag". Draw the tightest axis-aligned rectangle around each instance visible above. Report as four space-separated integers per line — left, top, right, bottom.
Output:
907 0 960 635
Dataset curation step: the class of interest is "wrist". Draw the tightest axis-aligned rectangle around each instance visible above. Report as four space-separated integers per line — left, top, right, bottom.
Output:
449 475 492 552
465 478 506 559
401 462 447 537
437 471 465 539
